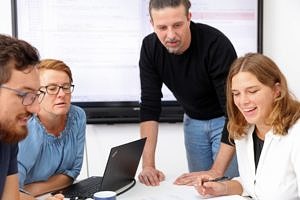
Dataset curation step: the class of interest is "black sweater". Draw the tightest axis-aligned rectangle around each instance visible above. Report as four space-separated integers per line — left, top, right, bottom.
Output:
139 22 237 143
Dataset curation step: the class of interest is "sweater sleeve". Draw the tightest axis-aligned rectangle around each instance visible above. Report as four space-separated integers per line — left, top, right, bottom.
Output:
139 36 163 122
8 143 18 175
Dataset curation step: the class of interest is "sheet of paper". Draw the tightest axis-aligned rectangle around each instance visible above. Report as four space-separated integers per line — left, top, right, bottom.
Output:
118 179 246 200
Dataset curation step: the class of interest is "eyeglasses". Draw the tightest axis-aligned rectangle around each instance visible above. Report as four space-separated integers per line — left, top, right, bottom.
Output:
40 84 74 95
0 85 45 106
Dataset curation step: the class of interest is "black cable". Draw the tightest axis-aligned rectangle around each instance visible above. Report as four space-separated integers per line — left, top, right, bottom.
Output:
116 179 136 196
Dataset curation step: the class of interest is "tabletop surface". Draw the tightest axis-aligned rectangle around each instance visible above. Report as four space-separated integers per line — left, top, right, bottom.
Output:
117 177 246 200
38 176 247 200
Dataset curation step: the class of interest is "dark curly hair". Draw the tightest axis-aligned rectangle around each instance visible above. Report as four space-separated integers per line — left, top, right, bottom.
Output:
0 34 40 84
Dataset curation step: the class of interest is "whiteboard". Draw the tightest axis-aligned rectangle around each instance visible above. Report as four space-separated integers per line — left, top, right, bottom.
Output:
14 0 261 103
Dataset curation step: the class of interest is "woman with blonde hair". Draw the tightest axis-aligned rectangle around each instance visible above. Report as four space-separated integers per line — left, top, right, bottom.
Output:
17 59 86 197
195 53 300 199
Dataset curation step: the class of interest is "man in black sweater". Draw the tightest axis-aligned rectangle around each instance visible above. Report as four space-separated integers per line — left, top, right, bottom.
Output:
138 0 238 186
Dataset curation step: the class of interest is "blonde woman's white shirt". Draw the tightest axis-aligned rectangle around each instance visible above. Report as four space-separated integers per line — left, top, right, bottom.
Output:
235 120 300 200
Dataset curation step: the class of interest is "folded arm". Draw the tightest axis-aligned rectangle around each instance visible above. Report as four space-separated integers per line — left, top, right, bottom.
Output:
24 174 73 197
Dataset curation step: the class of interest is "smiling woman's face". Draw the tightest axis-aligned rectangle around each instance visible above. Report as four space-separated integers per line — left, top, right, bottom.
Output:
39 69 72 116
231 71 278 128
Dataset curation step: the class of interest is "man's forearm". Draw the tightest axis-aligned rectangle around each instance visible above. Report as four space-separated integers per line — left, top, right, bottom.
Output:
211 143 235 176
140 121 159 168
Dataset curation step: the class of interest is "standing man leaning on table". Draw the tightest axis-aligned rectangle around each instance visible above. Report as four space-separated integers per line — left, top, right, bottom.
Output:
0 34 63 200
138 0 239 186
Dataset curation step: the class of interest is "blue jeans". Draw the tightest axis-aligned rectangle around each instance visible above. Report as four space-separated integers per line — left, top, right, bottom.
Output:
183 114 239 178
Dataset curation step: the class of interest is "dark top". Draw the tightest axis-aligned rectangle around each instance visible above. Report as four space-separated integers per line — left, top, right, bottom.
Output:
253 130 264 171
0 141 19 198
139 21 237 142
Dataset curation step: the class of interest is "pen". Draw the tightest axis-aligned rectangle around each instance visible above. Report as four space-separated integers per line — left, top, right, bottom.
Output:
19 188 32 196
203 176 230 183
208 176 230 182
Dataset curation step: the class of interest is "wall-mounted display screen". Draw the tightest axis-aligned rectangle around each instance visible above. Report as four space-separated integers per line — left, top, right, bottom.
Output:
13 0 263 123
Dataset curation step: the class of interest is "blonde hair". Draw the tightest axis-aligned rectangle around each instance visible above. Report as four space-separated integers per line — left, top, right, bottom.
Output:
226 53 300 139
37 59 73 83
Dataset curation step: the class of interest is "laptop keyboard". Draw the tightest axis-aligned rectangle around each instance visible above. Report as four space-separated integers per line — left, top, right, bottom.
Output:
61 176 102 199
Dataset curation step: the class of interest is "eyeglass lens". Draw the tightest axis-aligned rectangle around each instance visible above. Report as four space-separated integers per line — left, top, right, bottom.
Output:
22 92 44 106
46 85 74 95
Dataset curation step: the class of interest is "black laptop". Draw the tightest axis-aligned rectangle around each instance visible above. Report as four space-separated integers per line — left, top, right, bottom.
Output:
52 138 146 199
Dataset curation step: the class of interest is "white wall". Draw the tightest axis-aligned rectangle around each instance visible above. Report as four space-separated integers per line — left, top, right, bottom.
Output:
263 0 300 97
1 0 300 179
0 0 12 35
82 123 186 180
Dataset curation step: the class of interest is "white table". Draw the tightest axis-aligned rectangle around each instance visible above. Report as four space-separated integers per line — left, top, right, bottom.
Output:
38 177 247 200
117 177 246 200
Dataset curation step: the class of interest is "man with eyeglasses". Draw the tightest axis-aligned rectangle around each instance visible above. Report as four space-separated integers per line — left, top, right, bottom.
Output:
0 34 63 200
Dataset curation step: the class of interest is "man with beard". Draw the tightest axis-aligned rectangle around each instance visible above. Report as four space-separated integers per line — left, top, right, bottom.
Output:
0 34 63 200
138 0 238 186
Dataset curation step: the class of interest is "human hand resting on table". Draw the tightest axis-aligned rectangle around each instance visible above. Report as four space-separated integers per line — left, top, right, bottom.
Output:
174 169 222 186
138 166 165 186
